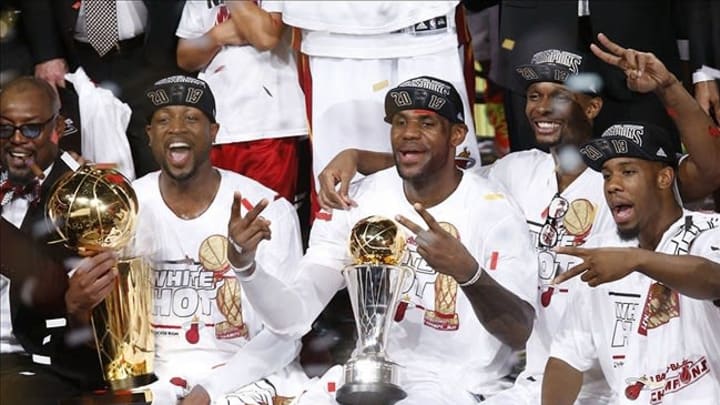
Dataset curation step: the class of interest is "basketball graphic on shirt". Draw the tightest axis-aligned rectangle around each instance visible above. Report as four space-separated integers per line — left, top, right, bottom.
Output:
198 235 229 273
424 222 460 331
562 199 595 236
215 277 248 339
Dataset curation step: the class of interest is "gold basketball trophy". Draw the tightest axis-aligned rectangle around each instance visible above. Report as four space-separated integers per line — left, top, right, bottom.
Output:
337 216 414 405
47 164 155 393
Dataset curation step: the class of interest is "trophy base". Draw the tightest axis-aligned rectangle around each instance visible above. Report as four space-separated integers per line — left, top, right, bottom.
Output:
108 372 157 391
336 382 406 405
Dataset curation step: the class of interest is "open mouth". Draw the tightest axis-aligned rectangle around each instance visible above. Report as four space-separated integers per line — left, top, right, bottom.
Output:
397 149 425 165
611 202 634 224
166 142 191 167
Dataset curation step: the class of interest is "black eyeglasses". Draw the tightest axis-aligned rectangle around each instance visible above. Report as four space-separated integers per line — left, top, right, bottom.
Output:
538 193 569 249
0 115 56 139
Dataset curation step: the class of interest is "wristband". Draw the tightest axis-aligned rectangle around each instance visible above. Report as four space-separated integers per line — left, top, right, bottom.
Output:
458 266 482 287
231 260 255 274
228 237 243 255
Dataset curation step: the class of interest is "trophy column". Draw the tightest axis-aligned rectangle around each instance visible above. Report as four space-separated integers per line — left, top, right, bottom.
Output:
337 216 414 405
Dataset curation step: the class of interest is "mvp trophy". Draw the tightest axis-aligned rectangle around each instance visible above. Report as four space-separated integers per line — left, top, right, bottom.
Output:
337 216 414 405
47 164 155 394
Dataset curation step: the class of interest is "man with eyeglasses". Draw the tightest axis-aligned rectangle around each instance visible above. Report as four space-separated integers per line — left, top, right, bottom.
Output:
0 76 117 404
314 33 720 403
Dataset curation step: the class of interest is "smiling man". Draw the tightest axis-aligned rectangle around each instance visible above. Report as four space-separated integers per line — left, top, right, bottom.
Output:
315 34 720 404
543 122 720 404
234 76 537 404
133 75 307 404
1 77 119 404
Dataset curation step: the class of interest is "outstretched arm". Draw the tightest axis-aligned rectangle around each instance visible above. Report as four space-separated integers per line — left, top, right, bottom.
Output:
229 192 346 336
396 204 534 349
318 149 393 210
554 244 720 300
591 33 720 201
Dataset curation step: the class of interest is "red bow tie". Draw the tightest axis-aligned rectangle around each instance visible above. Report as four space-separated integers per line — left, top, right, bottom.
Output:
0 174 41 206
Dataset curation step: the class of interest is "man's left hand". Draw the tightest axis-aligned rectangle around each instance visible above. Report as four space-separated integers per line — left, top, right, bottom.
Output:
227 192 271 269
395 203 478 283
553 246 640 286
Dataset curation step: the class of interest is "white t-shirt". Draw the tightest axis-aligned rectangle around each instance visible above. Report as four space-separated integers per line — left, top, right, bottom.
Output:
132 169 303 399
552 211 720 405
176 0 307 144
303 168 538 395
485 149 616 375
279 1 460 59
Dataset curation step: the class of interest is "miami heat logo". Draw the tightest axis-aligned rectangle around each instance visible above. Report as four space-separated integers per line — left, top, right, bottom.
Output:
624 356 711 403
454 147 477 169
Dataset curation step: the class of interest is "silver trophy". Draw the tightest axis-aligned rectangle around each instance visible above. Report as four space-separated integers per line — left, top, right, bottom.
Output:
337 216 414 405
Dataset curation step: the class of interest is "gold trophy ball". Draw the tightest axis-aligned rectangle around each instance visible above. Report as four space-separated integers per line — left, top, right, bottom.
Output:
349 216 406 265
47 164 138 253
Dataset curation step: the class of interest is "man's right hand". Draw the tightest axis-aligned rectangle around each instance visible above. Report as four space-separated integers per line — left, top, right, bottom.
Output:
34 58 68 91
694 80 720 124
65 250 118 322
318 149 359 211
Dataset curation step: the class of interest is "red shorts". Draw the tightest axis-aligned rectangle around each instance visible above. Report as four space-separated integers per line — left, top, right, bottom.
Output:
210 137 299 202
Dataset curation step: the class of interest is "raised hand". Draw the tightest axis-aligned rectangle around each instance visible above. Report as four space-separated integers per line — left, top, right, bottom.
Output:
227 192 271 269
34 58 68 91
318 149 359 211
590 33 676 94
694 80 720 124
395 203 478 283
552 246 640 287
64 250 118 322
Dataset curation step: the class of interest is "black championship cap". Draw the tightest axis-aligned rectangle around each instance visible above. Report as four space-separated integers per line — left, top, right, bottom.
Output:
579 122 680 171
145 75 216 123
515 49 601 94
384 76 465 124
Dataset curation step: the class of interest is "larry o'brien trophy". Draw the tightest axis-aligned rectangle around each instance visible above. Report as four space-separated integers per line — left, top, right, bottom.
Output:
337 216 414 405
47 164 155 393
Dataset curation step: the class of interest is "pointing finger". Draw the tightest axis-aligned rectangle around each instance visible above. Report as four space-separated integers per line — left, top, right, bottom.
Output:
231 192 243 220
590 43 621 67
597 33 627 57
552 261 589 285
243 198 269 225
395 214 425 235
554 245 588 258
412 203 442 232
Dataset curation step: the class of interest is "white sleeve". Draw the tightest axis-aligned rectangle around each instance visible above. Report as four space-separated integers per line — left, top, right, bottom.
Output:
255 198 303 281
480 212 539 311
549 290 598 372
194 328 300 403
176 1 208 39
238 208 349 337
691 227 720 264
261 0 283 13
